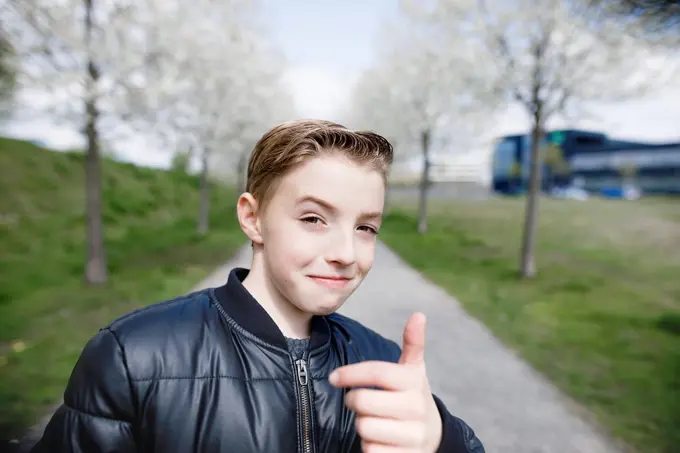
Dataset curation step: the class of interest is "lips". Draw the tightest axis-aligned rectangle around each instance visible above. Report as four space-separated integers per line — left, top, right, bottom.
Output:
307 275 352 289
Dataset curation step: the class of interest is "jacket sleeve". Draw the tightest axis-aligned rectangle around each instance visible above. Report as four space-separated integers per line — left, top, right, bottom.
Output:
432 394 485 453
30 328 138 453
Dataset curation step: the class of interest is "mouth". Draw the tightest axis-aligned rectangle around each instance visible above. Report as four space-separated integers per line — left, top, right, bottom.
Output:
307 275 352 289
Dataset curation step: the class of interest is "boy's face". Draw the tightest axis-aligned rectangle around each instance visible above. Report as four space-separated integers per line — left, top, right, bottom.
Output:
256 154 385 316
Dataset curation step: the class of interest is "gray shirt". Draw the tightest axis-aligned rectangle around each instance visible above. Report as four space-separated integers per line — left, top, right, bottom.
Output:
286 337 310 361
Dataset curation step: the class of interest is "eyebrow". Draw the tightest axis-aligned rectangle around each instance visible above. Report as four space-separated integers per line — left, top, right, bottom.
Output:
295 195 382 221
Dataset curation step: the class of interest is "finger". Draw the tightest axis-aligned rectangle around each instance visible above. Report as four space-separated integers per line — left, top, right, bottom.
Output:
398 312 427 366
355 416 425 447
329 361 419 391
344 388 426 420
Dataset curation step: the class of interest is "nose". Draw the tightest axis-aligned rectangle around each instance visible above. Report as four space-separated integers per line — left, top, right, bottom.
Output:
325 228 356 266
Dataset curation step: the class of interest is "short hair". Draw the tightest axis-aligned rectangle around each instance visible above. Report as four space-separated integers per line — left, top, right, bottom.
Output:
245 119 393 211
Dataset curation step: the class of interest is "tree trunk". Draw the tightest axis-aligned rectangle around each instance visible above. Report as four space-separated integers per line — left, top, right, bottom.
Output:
417 129 431 234
197 150 210 235
84 0 107 285
519 122 544 279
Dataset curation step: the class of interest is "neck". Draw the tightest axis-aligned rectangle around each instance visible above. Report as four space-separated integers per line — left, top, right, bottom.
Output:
242 249 313 339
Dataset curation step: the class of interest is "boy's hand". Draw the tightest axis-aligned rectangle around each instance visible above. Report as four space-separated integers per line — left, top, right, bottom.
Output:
329 313 443 452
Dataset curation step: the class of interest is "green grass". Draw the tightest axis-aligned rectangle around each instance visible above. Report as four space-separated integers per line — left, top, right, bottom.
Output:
381 196 680 453
0 138 245 440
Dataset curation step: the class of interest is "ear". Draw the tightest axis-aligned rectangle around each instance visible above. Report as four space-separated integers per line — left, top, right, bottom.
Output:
236 192 264 245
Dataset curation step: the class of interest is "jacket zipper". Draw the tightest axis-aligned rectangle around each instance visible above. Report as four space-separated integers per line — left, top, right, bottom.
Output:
295 358 314 453
212 295 316 452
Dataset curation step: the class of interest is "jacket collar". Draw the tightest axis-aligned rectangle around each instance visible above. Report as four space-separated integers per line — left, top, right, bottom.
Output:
213 268 331 351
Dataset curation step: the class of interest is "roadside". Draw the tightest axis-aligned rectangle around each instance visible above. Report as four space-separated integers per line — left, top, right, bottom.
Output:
379 197 680 453
15 246 252 452
340 241 627 453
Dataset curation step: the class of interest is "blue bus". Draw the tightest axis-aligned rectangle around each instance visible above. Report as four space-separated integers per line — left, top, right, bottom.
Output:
491 129 680 196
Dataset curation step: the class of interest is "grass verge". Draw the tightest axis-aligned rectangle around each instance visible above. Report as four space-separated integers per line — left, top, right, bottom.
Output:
381 196 680 453
0 138 245 441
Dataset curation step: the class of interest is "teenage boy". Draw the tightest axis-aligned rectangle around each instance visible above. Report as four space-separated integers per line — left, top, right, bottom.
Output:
31 120 485 453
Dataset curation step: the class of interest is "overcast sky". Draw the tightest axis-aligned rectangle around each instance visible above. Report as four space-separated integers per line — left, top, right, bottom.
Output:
3 1 679 168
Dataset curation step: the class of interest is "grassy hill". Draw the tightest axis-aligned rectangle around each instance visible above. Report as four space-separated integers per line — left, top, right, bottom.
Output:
0 138 245 441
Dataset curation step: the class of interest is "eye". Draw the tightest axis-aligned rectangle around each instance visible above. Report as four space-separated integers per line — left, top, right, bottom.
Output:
358 225 379 235
300 216 324 225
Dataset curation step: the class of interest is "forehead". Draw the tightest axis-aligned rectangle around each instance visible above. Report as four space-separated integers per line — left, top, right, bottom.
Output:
274 155 385 211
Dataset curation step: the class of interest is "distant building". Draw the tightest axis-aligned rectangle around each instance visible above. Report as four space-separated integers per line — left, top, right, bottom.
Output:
491 129 680 195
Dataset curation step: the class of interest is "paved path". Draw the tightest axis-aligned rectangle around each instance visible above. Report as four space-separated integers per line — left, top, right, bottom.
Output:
338 243 628 453
20 243 627 453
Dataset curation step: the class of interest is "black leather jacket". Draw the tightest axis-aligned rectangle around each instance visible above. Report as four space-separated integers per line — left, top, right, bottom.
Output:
31 268 484 453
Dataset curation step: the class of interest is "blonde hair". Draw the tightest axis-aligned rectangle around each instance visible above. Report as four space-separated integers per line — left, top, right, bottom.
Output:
246 119 393 210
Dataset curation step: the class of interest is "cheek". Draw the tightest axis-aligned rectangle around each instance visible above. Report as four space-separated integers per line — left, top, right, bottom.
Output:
265 220 318 265
355 238 377 273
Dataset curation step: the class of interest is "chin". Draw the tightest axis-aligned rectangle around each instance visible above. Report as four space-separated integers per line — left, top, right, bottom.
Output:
299 298 346 316
304 307 338 316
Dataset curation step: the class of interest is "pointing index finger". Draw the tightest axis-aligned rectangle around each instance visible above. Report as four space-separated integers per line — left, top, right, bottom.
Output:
328 361 419 391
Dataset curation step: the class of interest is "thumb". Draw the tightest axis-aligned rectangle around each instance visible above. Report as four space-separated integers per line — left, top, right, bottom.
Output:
398 312 427 365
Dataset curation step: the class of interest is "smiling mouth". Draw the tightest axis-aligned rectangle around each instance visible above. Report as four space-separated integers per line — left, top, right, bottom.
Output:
307 276 352 289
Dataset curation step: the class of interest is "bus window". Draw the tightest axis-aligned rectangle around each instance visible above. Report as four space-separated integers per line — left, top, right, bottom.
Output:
574 135 605 147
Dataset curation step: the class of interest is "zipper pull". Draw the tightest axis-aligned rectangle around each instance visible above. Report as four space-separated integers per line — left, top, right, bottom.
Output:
296 359 309 386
